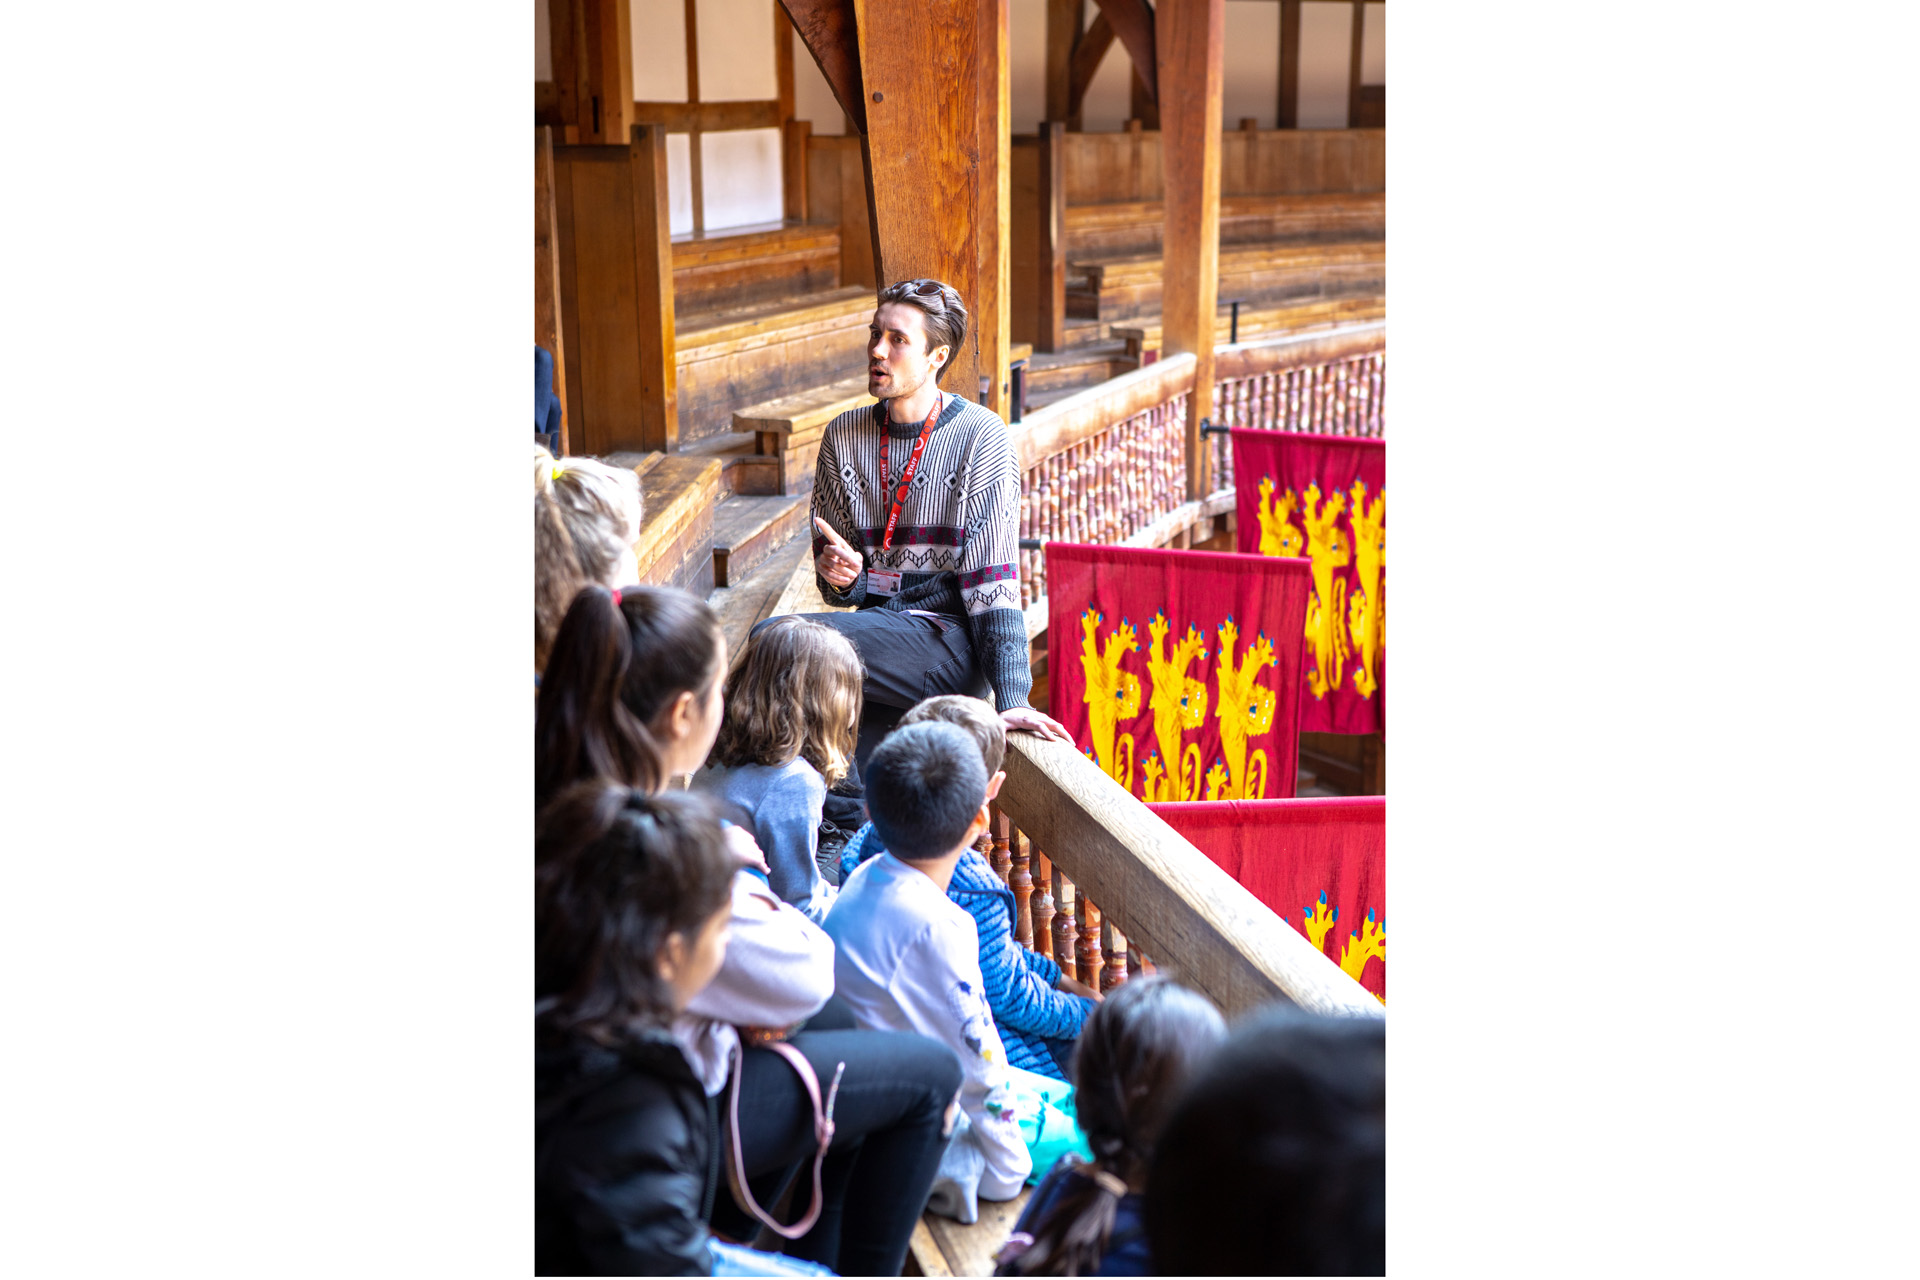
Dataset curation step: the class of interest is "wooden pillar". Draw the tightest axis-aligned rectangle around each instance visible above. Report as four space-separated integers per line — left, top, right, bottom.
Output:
1010 831 1035 948
1045 0 1082 125
1032 851 1056 960
1157 0 1225 500
684 0 705 233
535 126 571 455
1347 0 1366 129
977 0 1011 415
1051 867 1078 980
551 123 679 455
550 0 633 147
1277 0 1301 130
855 0 983 401
777 3 805 221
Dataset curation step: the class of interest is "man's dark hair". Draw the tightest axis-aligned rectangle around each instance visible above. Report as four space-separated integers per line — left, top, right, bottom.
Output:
863 721 989 860
876 278 968 384
1144 1006 1385 1276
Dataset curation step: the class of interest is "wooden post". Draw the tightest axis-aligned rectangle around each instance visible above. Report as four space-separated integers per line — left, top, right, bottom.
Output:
1032 851 1056 960
550 123 679 455
1277 0 1301 130
1347 0 1365 129
1076 894 1104 985
684 0 705 232
1103 920 1129 991
535 127 571 455
977 0 1011 416
990 806 1012 883
1045 0 1081 126
551 0 633 147
854 0 983 401
1011 830 1034 948
783 120 812 222
1052 867 1078 980
1157 0 1225 501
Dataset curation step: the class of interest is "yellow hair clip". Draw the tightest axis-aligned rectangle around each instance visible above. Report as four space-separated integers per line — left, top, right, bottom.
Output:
551 465 565 483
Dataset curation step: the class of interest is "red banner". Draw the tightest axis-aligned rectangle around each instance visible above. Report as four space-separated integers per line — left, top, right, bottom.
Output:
1149 797 1385 1002
1046 543 1309 802
1231 430 1386 735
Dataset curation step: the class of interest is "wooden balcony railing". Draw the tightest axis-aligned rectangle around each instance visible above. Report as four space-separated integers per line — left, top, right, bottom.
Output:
1208 321 1387 492
985 734 1383 1019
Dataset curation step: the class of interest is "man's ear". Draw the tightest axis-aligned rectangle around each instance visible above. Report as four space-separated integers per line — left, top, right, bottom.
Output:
984 770 1006 802
930 343 950 371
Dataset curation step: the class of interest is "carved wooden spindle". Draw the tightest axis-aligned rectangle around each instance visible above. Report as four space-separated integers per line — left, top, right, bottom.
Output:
1076 893 1103 986
988 807 1011 884
1136 949 1156 976
1031 852 1055 961
1052 868 1078 982
1102 919 1128 992
1010 831 1034 949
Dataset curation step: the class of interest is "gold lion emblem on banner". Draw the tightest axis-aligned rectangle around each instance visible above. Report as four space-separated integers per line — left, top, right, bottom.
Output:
1204 619 1277 800
1078 609 1140 790
1140 612 1209 801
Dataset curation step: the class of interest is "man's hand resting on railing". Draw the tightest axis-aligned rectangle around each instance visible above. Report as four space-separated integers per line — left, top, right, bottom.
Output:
1002 706 1074 744
813 517 863 589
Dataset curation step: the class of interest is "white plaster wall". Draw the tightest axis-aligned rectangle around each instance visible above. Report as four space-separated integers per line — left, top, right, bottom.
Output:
1010 0 1047 135
702 128 785 230
1361 3 1385 86
1077 1 1133 132
667 133 694 235
634 0 690 102
696 0 776 101
1224 1 1282 129
1298 2 1351 128
536 0 551 80
792 27 843 135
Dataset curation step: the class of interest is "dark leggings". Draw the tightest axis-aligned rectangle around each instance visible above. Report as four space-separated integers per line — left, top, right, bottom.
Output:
714 1025 963 1275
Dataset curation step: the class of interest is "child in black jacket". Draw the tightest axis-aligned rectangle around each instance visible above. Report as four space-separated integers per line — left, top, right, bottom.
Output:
536 783 736 1276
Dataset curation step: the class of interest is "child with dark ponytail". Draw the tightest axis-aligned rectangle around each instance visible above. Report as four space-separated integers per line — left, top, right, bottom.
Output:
993 978 1227 1277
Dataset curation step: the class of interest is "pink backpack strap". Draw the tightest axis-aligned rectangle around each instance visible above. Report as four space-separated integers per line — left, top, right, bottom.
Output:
725 1041 847 1240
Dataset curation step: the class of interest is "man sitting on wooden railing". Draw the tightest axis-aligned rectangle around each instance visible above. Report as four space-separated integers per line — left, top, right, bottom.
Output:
785 278 1074 771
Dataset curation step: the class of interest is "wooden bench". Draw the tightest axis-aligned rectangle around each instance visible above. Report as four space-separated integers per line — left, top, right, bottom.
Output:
617 453 723 594
671 221 842 320
1110 294 1389 364
1065 191 1386 261
1068 239 1386 325
905 1188 1032 1277
674 286 876 447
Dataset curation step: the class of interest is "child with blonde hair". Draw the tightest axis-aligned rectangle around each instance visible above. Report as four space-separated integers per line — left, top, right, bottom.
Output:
694 615 864 923
534 445 642 674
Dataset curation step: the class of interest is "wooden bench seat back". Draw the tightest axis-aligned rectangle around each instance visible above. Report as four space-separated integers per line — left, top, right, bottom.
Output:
1066 192 1386 262
674 288 877 448
1069 241 1386 324
671 223 842 321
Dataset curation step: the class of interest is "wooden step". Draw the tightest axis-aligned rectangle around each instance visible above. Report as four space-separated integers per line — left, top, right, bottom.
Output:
708 534 812 675
675 431 760 499
1064 191 1386 260
734 373 875 441
710 495 808 588
634 454 722 595
906 1189 1032 1277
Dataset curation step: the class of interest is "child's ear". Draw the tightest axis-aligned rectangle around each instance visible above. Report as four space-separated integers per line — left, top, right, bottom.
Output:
655 931 688 986
984 770 1006 802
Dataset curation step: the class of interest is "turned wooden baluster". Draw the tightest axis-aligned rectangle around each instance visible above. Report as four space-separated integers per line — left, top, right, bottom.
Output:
1031 851 1055 961
1076 893 1103 986
1052 867 1078 981
1136 949 1156 976
988 806 1012 884
1102 919 1128 992
1010 830 1034 949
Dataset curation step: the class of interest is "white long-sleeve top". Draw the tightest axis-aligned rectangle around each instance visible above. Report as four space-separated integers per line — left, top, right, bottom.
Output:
823 853 1032 1199
673 869 836 1095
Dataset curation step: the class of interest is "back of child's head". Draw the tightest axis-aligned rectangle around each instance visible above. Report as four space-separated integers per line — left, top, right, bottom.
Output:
535 781 734 1043
536 584 725 807
900 694 1006 774
1144 1005 1385 1276
863 721 988 861
709 615 863 786
1005 977 1227 1276
535 447 643 672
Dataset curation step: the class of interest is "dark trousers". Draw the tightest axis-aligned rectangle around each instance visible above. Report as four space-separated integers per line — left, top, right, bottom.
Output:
715 1026 964 1276
763 607 991 777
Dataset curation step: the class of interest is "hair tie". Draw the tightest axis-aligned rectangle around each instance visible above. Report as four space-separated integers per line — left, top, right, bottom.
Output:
609 587 622 606
551 465 565 483
1090 1169 1129 1198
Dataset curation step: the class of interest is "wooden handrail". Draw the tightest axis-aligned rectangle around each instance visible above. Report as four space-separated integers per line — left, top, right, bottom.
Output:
997 734 1384 1020
1009 352 1196 474
1213 321 1385 382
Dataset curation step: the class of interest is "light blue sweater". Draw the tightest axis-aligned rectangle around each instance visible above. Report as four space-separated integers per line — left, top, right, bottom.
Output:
693 759 836 924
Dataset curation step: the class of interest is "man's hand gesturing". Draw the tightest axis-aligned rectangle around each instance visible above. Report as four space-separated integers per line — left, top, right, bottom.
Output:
813 517 863 589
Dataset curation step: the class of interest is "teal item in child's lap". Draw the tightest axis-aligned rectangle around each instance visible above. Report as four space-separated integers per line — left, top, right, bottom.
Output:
995 1063 1094 1184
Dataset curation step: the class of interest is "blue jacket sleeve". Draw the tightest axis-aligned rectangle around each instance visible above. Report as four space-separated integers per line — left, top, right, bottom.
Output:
752 766 827 912
957 857 1093 1042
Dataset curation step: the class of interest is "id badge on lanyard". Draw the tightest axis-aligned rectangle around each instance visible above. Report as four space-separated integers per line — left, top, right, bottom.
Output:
868 396 941 598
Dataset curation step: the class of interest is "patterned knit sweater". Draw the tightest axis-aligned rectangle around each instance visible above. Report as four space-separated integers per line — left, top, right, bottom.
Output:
812 393 1032 711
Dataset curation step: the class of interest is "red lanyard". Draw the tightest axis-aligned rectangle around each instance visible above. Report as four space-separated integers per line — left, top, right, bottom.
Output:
876 396 941 553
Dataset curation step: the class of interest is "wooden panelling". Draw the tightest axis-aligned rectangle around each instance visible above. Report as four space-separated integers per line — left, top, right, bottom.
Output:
805 136 877 289
551 0 634 145
630 99 783 133
674 287 875 445
1064 191 1385 260
1277 0 1301 129
1059 127 1384 204
670 223 841 318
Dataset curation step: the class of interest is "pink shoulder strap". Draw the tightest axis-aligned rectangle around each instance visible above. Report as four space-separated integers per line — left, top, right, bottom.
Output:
725 1041 848 1240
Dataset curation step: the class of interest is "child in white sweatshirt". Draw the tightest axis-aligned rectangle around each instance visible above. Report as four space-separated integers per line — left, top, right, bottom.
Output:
824 721 1033 1205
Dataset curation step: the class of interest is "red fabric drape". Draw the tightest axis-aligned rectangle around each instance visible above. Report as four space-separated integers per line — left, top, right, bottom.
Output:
1150 797 1386 1001
1045 542 1309 802
1231 430 1386 734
